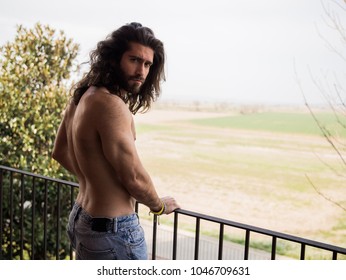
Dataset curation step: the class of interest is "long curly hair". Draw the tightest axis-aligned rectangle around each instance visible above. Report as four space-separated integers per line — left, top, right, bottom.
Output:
72 22 165 114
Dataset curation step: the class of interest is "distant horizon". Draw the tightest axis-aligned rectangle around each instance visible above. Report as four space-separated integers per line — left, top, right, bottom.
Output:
153 98 333 111
1 0 345 106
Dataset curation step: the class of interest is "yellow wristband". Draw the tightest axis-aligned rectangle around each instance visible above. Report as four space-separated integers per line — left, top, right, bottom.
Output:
150 201 165 216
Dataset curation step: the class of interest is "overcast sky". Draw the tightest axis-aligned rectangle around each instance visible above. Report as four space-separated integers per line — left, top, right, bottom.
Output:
1 0 345 105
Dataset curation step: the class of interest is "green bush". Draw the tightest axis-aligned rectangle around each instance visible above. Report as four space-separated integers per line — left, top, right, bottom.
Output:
0 23 79 259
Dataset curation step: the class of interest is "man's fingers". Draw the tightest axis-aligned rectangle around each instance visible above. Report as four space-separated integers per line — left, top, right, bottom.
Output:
161 196 180 214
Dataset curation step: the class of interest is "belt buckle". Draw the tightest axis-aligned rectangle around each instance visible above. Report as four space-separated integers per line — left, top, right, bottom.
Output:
91 218 112 232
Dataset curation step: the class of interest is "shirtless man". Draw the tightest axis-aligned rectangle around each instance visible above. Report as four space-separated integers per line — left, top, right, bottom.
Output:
52 23 180 260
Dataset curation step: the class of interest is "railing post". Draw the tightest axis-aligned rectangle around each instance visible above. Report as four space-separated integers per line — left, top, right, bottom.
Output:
271 236 277 260
9 171 13 259
43 180 48 260
300 243 306 260
172 211 179 260
244 230 250 260
0 168 3 259
70 187 75 260
56 183 61 260
218 223 224 260
31 176 36 260
194 217 200 260
134 201 139 213
151 214 158 260
20 174 25 260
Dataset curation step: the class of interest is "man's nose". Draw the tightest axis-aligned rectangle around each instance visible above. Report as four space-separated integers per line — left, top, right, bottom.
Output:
136 63 145 76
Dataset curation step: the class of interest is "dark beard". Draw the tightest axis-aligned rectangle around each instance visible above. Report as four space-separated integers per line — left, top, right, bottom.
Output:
117 68 143 94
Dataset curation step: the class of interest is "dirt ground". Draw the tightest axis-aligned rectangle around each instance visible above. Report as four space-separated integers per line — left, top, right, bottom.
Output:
134 106 346 247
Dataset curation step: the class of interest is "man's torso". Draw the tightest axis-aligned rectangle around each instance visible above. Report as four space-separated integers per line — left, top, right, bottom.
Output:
65 87 136 217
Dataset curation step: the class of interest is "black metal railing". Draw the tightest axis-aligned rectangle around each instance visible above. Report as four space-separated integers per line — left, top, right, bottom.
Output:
1 165 346 260
166 209 346 260
0 165 78 260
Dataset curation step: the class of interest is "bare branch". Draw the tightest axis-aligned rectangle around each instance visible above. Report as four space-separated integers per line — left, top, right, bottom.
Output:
331 0 346 13
308 105 346 166
295 66 346 166
295 0 346 213
315 25 346 62
332 74 346 112
305 174 346 211
319 0 346 61
313 152 346 178
308 68 346 133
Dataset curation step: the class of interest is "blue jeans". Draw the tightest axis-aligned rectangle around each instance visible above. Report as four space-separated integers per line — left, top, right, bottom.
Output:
67 203 148 260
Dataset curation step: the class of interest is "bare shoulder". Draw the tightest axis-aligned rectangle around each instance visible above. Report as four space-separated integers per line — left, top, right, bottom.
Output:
87 87 129 115
83 87 133 131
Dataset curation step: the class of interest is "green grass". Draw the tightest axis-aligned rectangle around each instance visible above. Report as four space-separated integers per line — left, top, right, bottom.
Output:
136 123 169 134
187 112 346 137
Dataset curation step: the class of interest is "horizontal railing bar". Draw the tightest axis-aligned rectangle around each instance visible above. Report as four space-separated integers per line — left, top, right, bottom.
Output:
0 165 79 187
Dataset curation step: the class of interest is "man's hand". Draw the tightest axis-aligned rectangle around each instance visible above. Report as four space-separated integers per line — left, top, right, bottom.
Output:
161 196 180 214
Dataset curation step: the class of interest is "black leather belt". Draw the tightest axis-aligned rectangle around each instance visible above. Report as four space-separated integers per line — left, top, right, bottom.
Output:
91 218 115 232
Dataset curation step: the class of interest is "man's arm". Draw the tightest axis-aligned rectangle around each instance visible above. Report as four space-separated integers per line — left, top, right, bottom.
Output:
52 106 76 175
96 94 178 213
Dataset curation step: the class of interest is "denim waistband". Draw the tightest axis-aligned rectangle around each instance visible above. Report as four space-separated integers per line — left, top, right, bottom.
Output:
72 202 139 232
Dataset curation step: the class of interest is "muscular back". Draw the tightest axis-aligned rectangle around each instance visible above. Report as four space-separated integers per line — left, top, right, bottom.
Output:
53 86 159 217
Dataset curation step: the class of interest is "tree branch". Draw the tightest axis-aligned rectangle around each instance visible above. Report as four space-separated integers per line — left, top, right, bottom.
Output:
305 174 346 211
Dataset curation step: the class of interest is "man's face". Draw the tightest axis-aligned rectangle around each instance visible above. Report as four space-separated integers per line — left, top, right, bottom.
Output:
119 42 154 94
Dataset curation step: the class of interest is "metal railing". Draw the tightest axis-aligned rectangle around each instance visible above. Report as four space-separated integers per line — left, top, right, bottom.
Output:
1 165 346 260
0 165 78 260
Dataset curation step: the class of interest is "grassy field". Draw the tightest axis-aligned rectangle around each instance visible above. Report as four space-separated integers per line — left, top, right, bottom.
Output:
188 112 346 137
135 107 346 259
